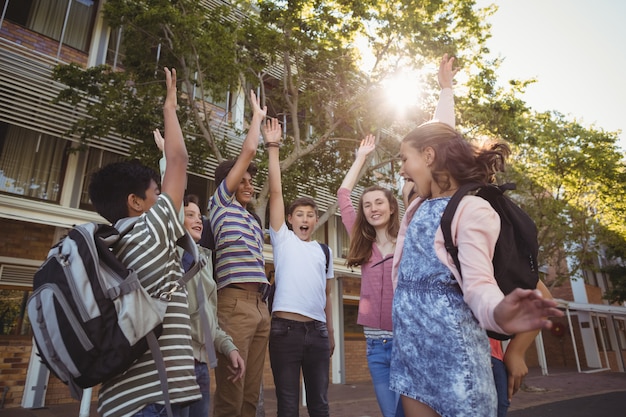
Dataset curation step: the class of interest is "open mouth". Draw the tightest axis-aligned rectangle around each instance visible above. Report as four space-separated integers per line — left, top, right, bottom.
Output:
299 225 309 232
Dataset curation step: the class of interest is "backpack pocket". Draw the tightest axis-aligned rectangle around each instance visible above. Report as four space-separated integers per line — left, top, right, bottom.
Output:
28 283 94 383
113 270 167 346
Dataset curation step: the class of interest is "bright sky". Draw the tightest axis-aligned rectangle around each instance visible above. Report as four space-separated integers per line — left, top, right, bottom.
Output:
477 0 626 151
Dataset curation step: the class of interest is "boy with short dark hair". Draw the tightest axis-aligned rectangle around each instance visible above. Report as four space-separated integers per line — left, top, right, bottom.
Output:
208 91 270 417
89 68 200 417
265 118 335 417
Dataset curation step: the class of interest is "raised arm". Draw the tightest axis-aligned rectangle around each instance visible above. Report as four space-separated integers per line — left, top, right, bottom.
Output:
433 53 457 128
153 127 186 223
224 90 266 194
339 134 376 191
160 68 188 211
264 118 284 231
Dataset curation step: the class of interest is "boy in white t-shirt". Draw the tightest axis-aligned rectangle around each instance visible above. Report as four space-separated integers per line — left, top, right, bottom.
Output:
264 118 334 417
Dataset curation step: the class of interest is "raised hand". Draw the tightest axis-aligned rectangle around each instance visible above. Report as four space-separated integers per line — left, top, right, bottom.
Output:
153 128 165 152
438 53 458 89
164 67 177 110
249 89 267 121
262 118 282 146
355 134 376 159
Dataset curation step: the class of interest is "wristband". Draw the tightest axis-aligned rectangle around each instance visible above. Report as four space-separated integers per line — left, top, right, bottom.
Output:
265 142 280 148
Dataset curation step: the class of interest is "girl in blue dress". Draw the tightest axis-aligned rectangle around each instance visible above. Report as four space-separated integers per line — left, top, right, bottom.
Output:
390 122 562 417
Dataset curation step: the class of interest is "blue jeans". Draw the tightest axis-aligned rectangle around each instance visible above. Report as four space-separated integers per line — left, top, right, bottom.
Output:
131 403 184 417
269 317 330 417
492 356 510 417
180 361 211 417
366 338 404 417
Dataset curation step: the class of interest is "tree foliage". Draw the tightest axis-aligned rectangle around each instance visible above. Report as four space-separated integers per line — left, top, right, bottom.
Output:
458 65 626 287
53 0 491 217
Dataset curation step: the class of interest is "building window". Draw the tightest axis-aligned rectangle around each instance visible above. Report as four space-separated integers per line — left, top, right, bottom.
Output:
3 0 97 52
105 26 125 69
79 147 125 209
0 123 68 202
343 300 363 339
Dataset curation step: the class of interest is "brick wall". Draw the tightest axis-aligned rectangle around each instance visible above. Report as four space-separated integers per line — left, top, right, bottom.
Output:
0 218 56 260
0 21 88 66
0 337 31 407
344 338 370 383
525 315 586 369
0 336 99 409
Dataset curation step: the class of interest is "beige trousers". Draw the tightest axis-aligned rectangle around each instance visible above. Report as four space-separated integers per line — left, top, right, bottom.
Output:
213 287 271 417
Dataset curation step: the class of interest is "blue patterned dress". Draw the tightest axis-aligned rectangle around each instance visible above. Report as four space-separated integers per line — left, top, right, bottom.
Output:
390 197 496 417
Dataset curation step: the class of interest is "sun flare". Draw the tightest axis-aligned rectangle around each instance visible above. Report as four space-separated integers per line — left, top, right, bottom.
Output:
382 68 425 117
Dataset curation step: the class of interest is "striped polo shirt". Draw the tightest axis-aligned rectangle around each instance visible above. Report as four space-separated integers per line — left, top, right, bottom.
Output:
97 194 200 417
208 180 267 290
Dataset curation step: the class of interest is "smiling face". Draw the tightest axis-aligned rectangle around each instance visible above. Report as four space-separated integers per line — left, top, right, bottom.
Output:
288 204 318 242
235 172 254 206
361 189 393 229
183 202 203 242
399 141 432 199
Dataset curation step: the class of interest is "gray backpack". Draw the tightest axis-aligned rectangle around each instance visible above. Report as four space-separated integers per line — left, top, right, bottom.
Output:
27 218 205 402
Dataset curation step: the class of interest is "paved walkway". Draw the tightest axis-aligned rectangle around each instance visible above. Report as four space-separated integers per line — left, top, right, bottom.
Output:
2 367 625 416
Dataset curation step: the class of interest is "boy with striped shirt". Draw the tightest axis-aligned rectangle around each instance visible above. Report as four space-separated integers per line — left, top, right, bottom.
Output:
89 68 199 417
208 90 271 417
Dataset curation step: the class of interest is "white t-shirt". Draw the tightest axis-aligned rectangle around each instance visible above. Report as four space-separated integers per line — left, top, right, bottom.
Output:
270 223 334 322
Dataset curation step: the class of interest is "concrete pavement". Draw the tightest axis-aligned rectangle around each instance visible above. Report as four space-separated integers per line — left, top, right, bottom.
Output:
1 367 625 416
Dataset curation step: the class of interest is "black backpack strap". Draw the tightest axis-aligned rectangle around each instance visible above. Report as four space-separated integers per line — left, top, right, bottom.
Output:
318 242 330 274
440 182 484 278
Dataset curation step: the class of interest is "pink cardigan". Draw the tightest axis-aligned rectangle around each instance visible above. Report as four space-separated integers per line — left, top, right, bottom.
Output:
392 195 507 334
338 187 394 331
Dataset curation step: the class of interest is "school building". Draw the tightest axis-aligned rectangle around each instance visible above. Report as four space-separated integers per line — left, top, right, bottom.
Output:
0 0 625 412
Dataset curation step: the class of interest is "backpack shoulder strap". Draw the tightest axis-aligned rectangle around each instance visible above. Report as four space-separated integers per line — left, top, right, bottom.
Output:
318 242 330 274
113 217 206 287
440 182 484 277
176 232 207 286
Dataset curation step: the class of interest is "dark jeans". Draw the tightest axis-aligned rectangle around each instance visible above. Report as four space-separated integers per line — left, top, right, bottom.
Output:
492 356 510 417
269 317 330 417
181 361 210 417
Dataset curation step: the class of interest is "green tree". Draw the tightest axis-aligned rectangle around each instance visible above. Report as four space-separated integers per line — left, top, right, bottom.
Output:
52 0 493 226
455 58 626 287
